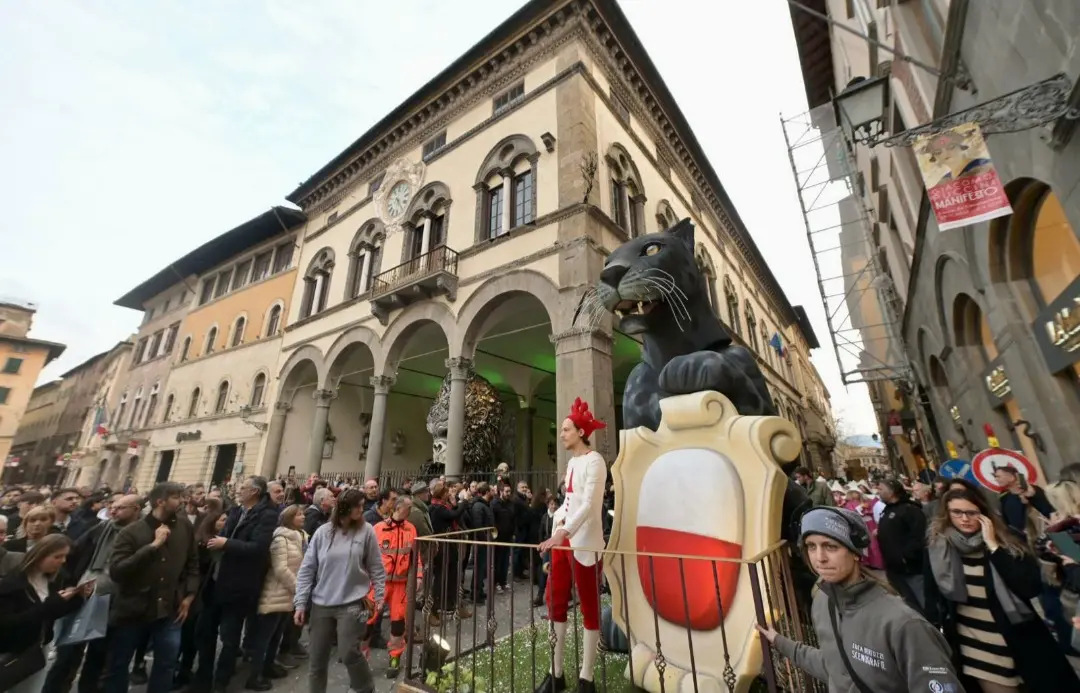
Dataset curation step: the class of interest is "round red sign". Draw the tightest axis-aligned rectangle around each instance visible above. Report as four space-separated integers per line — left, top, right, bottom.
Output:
972 448 1037 492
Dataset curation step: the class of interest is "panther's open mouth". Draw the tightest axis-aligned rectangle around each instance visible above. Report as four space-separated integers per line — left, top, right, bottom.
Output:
613 299 661 318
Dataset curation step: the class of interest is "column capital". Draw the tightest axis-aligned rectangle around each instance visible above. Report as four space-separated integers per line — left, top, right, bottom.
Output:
370 375 396 395
273 401 292 414
312 388 337 406
445 357 473 381
549 326 613 355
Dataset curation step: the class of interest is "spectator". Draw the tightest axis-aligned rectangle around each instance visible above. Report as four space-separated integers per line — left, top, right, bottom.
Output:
993 466 1054 539
51 488 81 536
361 478 380 513
103 482 198 693
43 493 142 693
370 496 417 677
0 515 20 579
68 493 106 540
875 479 928 615
202 475 278 691
9 491 45 538
267 481 285 510
364 488 396 526
248 504 306 691
182 510 228 690
304 487 335 537
794 467 832 507
0 535 91 693
925 487 1080 691
757 508 961 693
467 483 495 603
535 495 558 608
491 484 516 593
294 488 385 693
5 504 56 552
408 482 433 538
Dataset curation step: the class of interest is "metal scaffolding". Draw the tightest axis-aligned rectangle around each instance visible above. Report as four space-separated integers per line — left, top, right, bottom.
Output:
780 105 911 386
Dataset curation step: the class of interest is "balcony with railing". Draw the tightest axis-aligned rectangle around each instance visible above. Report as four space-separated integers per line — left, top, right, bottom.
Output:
370 245 459 325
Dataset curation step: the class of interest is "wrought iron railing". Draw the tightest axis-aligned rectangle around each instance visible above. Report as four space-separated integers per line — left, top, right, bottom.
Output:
371 245 459 296
391 531 824 693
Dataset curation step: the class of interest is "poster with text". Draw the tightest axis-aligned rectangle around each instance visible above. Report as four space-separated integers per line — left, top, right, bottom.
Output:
914 123 1013 231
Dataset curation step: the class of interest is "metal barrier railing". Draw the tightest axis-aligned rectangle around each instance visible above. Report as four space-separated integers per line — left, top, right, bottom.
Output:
394 532 825 693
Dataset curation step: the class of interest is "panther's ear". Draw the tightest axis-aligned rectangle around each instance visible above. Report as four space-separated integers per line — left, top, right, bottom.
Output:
668 217 695 247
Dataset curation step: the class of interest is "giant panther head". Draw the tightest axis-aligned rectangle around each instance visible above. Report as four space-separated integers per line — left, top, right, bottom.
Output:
426 367 504 474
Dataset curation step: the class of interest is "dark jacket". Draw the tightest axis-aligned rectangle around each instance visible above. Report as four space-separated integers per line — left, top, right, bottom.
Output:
303 505 329 537
875 500 927 575
924 545 1080 692
2 529 61 554
491 497 516 540
214 497 278 606
109 512 199 626
513 493 530 535
0 547 22 580
429 499 467 535
0 570 84 654
469 498 495 536
998 486 1054 538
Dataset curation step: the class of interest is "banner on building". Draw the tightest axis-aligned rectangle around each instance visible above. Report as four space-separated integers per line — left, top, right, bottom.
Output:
913 123 1012 231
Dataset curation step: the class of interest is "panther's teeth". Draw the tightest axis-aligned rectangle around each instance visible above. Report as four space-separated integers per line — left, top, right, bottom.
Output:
636 301 645 315
615 309 625 318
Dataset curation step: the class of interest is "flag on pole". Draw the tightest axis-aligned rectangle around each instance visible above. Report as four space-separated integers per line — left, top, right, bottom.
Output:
769 332 784 356
92 404 110 437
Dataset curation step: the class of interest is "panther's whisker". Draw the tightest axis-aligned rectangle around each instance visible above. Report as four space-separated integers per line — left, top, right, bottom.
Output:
649 268 689 300
641 278 690 326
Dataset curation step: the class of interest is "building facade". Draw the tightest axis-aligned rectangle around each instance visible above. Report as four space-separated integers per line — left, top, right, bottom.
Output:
136 209 305 490
791 0 1080 483
259 0 836 483
0 300 66 480
68 341 134 488
7 380 63 484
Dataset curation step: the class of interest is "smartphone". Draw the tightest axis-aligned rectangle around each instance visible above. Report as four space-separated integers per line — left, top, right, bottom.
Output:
1048 532 1080 564
1019 474 1029 492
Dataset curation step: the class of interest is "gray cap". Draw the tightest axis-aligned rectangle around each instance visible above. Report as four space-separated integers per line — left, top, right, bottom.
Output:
411 481 430 495
800 508 869 554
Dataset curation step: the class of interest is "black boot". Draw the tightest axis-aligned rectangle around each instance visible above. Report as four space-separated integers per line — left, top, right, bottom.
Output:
575 678 597 693
244 677 272 691
534 673 567 693
264 662 288 679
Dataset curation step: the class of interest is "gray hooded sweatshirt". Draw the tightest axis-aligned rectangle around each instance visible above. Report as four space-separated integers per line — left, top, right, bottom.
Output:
773 579 965 693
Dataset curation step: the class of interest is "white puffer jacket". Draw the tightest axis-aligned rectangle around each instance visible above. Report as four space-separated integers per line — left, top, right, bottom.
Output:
258 526 305 614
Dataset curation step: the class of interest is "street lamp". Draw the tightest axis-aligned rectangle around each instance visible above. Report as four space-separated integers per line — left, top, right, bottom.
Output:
832 76 889 146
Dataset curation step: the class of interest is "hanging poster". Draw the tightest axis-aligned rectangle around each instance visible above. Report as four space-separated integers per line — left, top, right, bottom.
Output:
914 123 1013 231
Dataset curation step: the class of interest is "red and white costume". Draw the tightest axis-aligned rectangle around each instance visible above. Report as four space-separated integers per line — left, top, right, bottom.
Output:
546 399 607 631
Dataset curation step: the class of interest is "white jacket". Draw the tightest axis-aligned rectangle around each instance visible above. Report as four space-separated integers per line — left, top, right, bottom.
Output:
555 450 607 566
258 526 304 614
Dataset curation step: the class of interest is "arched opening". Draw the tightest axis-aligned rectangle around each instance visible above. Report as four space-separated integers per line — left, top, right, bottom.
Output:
231 316 246 347
179 336 191 362
187 387 201 419
656 199 679 231
346 220 386 299
745 301 759 352
204 326 218 356
320 332 380 476
723 276 741 336
214 381 230 414
606 143 646 237
275 352 323 478
162 393 175 423
265 304 283 337
403 182 451 266
474 135 539 241
695 244 719 317
144 383 160 426
250 373 266 408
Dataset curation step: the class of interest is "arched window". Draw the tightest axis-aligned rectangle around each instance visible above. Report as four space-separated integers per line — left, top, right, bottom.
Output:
761 321 773 367
723 276 741 336
144 383 160 426
265 304 283 336
656 200 679 231
346 220 386 298
606 143 646 237
300 249 335 318
214 381 230 414
403 182 451 264
230 316 246 347
250 373 267 408
179 336 191 362
475 135 539 241
745 302 759 352
162 393 174 423
205 326 218 355
694 244 719 316
115 392 128 429
187 387 201 418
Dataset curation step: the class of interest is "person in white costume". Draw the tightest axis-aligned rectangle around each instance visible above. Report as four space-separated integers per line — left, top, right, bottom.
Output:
536 397 608 693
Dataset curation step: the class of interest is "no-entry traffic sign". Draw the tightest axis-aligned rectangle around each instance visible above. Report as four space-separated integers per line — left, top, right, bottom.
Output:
972 448 1037 492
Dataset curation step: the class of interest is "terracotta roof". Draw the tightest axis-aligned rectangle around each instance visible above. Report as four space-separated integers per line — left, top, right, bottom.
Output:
788 0 835 109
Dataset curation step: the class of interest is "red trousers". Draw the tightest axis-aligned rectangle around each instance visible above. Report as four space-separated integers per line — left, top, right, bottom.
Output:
545 538 602 630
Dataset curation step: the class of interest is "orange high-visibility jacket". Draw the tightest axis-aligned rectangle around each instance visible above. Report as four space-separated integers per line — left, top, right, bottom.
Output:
373 517 418 581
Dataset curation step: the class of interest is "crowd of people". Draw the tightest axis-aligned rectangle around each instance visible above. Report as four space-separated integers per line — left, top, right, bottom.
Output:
783 464 1080 692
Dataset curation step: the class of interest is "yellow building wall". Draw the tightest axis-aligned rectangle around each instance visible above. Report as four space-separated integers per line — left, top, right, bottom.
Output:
179 269 297 359
0 343 52 462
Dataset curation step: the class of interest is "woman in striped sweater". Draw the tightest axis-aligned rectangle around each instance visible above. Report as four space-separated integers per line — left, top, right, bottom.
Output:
925 487 1079 692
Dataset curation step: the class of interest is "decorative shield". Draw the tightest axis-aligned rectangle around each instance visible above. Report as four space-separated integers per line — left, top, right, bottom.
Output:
603 390 801 693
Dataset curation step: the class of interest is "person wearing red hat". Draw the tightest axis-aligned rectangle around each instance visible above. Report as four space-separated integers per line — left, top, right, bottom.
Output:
536 398 608 693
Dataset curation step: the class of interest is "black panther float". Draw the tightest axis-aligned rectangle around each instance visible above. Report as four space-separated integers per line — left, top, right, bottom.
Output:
577 217 812 560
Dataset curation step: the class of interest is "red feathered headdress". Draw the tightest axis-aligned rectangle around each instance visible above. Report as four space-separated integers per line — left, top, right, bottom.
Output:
567 397 607 439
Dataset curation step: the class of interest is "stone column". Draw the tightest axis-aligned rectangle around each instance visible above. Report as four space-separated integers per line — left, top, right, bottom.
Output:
359 251 372 294
306 389 336 475
501 169 514 232
522 406 535 471
551 328 616 479
619 186 632 234
363 375 395 481
444 357 472 481
259 401 291 478
420 215 432 257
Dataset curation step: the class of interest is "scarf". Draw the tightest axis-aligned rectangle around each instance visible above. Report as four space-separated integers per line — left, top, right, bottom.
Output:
927 528 1035 625
88 521 121 574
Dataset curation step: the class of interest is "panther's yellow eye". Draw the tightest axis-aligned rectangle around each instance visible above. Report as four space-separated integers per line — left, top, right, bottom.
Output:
643 243 662 256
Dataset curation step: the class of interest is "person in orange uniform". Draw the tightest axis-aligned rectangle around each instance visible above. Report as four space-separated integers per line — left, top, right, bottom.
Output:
369 495 418 678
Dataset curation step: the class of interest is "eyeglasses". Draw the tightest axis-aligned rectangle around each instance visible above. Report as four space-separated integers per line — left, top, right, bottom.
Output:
948 509 981 520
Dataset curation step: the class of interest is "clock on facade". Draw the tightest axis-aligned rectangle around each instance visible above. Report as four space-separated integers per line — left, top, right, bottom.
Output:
386 181 411 218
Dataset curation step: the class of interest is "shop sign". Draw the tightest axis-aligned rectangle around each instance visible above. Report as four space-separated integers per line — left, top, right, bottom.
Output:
913 123 1012 231
982 356 1012 402
1032 274 1080 373
176 430 202 443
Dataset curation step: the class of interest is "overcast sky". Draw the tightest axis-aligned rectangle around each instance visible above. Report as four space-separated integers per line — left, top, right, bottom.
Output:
0 0 878 436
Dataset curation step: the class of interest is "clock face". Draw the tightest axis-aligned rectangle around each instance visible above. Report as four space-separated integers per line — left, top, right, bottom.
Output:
386 181 411 218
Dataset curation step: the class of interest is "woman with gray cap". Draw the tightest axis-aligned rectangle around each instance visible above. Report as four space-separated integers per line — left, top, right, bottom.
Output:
757 507 963 693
